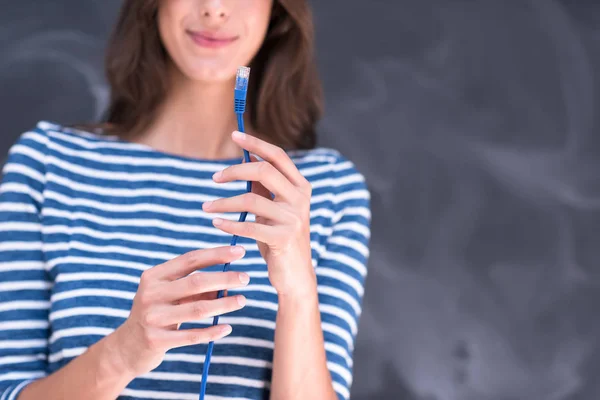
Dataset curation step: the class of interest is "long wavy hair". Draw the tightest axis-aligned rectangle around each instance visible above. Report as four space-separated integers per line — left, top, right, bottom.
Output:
68 0 323 150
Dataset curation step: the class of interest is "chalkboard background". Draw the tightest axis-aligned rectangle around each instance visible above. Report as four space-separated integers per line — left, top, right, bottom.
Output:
2 1 600 399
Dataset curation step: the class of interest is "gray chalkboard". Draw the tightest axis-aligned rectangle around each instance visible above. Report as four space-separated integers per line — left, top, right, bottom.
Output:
3 1 600 399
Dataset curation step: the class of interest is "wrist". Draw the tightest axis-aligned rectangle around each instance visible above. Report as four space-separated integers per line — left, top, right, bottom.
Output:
277 275 318 309
276 266 318 301
102 324 139 382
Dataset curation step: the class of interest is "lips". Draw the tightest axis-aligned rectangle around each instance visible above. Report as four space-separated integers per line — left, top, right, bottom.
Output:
187 30 239 48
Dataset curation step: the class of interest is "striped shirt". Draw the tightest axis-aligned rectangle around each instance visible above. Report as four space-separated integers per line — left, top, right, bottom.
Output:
0 120 371 400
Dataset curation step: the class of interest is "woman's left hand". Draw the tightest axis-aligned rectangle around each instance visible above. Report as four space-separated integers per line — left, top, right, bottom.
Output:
202 130 316 297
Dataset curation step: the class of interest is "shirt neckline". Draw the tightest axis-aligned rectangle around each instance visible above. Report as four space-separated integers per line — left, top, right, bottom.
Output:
45 120 247 164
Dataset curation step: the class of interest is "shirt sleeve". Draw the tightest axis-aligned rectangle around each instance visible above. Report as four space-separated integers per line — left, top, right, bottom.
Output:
315 152 372 400
0 127 51 399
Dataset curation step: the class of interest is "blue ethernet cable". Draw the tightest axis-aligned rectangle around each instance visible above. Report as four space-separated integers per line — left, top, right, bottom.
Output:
198 66 252 400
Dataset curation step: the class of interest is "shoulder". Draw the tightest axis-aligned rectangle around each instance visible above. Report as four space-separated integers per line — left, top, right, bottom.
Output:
3 118 93 178
6 119 121 157
3 119 135 184
32 119 124 151
6 120 54 155
0 121 60 206
13 120 154 170
2 120 55 176
290 146 369 189
292 147 370 211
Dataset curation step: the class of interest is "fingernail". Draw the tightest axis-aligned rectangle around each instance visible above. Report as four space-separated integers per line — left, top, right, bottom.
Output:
213 218 223 226
238 272 250 285
236 295 246 306
232 131 245 139
203 200 213 209
212 171 222 180
221 324 232 335
231 246 245 255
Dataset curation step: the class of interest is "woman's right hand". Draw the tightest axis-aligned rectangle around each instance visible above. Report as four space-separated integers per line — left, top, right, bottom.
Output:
112 245 249 377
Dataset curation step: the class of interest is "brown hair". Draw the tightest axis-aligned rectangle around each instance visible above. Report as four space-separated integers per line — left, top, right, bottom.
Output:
68 0 323 150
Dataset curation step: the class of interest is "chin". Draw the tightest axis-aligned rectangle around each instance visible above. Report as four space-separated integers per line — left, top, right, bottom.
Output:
180 57 246 83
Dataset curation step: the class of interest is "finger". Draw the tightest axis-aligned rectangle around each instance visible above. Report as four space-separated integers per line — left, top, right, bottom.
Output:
176 293 214 306
163 324 233 350
157 295 246 326
212 218 278 243
163 272 249 303
178 289 229 304
203 193 289 222
178 289 226 304
172 290 228 330
248 155 275 201
232 131 307 188
213 161 298 203
151 245 246 281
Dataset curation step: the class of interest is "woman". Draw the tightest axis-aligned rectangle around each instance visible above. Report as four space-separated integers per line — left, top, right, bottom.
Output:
0 0 371 399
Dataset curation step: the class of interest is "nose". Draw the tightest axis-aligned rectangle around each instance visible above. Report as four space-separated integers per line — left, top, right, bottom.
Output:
200 0 229 22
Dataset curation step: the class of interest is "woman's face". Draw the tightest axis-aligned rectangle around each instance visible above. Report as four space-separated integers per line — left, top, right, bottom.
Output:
157 0 274 83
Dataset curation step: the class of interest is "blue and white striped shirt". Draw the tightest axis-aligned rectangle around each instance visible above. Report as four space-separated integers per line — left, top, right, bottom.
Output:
0 120 371 400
